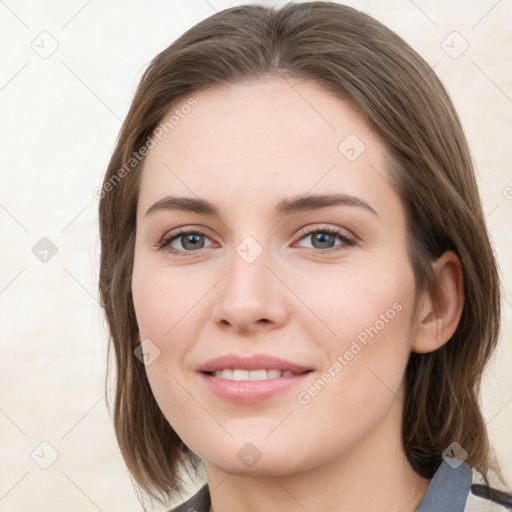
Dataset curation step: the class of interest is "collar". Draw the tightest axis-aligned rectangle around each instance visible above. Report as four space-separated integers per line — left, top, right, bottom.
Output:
415 460 472 512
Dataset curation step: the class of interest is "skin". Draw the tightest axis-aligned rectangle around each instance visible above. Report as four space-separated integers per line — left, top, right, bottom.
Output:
131 78 464 512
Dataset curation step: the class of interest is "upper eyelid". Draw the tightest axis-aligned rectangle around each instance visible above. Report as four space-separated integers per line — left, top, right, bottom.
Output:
296 224 355 239
159 226 215 245
160 224 356 249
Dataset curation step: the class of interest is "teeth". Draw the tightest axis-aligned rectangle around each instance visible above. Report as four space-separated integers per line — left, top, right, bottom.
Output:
233 369 249 381
249 369 267 381
212 369 297 381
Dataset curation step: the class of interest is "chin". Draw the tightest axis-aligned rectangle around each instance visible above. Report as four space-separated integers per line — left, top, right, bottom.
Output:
203 451 302 477
193 434 326 478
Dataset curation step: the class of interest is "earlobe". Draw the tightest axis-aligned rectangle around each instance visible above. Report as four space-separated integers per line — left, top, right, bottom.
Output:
411 251 464 354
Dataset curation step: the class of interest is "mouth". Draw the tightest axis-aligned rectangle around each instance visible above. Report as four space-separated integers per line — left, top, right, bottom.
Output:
197 354 314 403
205 368 309 380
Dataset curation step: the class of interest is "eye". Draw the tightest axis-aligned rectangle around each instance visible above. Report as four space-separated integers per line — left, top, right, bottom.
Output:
157 225 357 256
294 226 357 253
158 229 215 255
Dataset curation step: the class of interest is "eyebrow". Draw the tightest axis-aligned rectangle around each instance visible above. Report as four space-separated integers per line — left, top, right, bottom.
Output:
144 193 378 218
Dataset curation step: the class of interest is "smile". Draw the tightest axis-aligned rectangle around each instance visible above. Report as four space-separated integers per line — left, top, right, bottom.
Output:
211 369 299 380
197 353 315 402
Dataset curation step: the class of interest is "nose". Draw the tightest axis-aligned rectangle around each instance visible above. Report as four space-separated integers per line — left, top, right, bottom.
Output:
211 245 290 334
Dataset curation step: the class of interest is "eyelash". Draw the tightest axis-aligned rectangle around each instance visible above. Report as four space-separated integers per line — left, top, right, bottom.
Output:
157 226 357 256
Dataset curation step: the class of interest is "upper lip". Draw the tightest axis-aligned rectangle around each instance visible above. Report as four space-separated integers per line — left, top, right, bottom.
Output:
198 354 313 373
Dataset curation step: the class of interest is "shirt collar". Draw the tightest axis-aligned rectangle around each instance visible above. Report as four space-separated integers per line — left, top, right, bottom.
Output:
415 460 472 512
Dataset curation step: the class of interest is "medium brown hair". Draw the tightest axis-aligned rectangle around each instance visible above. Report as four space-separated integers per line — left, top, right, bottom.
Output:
98 1 505 505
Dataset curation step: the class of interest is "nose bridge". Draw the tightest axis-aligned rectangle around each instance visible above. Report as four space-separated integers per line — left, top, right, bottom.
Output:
211 234 288 330
232 235 269 293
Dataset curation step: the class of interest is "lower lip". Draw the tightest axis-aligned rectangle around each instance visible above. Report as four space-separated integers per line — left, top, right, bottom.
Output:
199 372 313 403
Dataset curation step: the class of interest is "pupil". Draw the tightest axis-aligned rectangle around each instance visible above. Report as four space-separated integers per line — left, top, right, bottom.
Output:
183 233 203 250
314 232 333 248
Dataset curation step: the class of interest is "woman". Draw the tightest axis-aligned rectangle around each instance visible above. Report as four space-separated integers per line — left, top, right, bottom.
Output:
98 2 512 511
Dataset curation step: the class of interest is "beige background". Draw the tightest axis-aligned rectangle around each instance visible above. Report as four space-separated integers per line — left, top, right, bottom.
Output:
0 0 511 510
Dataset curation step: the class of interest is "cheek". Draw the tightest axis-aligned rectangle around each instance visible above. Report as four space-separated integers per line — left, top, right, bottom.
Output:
301 251 416 403
131 255 203 341
289 273 415 465
131 263 201 440
131 257 210 412
300 249 415 347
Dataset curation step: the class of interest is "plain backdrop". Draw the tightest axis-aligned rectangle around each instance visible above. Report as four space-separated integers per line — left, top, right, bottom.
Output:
1 0 511 510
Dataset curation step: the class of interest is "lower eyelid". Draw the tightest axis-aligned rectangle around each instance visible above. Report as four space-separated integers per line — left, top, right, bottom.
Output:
160 231 213 250
159 227 356 253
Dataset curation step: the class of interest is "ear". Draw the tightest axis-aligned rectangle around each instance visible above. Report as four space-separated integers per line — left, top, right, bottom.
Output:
411 250 464 354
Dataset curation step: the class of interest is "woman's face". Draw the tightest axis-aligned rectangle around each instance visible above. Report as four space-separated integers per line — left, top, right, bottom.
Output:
132 78 421 476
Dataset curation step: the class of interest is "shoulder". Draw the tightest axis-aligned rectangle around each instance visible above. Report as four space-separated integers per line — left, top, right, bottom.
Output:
464 467 512 511
415 460 512 512
167 484 210 512
166 465 512 512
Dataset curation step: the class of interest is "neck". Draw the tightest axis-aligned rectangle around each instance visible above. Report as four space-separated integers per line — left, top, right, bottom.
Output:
204 398 430 512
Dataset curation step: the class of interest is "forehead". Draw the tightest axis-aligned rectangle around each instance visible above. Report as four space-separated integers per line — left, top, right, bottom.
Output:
137 77 396 221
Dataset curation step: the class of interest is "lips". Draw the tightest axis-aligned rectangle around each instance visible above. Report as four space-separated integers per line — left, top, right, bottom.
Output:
198 354 312 374
198 354 314 403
